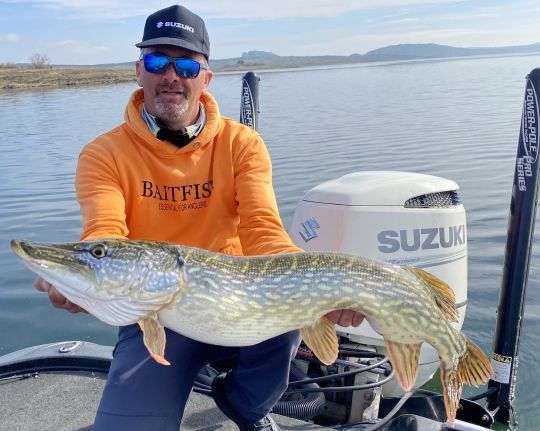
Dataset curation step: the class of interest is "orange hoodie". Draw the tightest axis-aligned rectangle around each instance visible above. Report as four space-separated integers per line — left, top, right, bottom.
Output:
76 89 302 256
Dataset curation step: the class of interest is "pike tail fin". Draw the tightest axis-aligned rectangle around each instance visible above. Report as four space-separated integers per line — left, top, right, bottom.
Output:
458 338 493 386
440 338 493 425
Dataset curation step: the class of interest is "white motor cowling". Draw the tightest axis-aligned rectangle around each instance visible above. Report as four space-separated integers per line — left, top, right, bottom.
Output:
290 171 467 396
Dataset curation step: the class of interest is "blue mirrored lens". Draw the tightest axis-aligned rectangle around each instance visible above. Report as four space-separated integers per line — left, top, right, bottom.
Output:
144 54 169 73
174 59 200 78
143 54 201 78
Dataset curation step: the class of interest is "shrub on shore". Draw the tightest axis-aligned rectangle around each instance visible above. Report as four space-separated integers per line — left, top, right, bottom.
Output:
28 53 51 69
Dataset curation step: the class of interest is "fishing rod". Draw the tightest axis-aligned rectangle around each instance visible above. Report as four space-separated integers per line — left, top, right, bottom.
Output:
487 67 540 423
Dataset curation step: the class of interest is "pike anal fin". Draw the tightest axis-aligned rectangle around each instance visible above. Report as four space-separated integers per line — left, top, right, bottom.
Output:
300 317 339 365
384 339 422 392
138 315 170 366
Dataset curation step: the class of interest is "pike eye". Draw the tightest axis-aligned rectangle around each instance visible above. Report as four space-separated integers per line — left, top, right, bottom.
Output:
90 243 108 259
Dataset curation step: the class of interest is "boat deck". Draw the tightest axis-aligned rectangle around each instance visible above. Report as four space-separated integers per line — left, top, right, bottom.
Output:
0 341 480 430
0 369 333 431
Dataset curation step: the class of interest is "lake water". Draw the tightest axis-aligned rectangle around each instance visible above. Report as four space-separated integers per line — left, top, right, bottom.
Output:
1 54 540 429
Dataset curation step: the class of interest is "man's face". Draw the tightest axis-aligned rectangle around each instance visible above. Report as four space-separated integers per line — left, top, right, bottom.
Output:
136 45 212 130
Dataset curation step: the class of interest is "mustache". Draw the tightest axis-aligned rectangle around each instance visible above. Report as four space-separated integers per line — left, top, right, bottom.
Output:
155 83 188 95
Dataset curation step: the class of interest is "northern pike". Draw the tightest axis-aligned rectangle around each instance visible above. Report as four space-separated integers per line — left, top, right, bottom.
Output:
11 238 492 425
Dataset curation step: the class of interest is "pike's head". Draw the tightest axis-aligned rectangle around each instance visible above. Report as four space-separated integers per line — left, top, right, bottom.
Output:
11 239 186 326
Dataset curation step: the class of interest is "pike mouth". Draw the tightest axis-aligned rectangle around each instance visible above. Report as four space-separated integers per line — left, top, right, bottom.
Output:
11 239 98 300
11 239 92 273
11 239 31 259
12 240 99 300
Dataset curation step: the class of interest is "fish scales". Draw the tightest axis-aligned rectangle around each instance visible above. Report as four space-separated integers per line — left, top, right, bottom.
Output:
11 238 492 425
158 249 449 349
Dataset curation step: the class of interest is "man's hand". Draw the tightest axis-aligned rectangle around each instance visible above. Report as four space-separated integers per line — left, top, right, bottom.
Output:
34 276 87 314
325 309 364 327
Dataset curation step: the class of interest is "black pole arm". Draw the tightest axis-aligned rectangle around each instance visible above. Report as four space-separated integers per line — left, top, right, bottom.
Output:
487 68 540 423
239 71 260 131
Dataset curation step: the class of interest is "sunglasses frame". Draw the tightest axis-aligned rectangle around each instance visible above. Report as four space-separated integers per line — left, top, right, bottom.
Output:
141 53 209 79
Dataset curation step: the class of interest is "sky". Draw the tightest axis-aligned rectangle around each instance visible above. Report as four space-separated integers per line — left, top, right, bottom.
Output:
1 0 540 65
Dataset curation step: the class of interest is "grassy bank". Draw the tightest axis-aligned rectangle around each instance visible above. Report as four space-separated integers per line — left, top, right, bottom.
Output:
0 67 136 90
0 63 297 91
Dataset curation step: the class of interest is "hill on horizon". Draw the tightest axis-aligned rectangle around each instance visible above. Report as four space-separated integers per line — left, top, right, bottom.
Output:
209 42 540 72
34 41 540 71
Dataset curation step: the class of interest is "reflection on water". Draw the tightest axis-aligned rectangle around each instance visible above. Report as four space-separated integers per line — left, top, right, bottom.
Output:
1 55 540 428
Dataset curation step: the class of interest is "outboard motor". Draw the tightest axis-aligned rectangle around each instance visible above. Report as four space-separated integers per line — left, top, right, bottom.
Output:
290 171 467 396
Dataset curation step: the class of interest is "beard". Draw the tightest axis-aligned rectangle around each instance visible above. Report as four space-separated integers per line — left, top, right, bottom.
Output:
154 83 191 125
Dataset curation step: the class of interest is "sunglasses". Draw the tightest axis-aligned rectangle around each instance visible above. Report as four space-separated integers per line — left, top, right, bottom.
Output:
142 53 208 79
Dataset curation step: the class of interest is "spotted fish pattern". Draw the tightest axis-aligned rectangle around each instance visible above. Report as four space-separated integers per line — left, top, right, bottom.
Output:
11 238 492 425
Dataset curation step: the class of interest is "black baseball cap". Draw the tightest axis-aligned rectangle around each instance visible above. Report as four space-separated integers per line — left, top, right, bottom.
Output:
135 5 210 59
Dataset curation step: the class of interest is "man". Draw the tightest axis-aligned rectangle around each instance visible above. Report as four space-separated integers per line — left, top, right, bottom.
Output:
34 5 363 430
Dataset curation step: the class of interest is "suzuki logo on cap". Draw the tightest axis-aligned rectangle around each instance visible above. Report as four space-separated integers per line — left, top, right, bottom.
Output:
299 217 320 242
156 21 195 33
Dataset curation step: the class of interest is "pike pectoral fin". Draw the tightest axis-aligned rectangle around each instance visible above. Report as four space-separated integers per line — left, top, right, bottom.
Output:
384 339 422 392
138 315 170 366
300 317 339 365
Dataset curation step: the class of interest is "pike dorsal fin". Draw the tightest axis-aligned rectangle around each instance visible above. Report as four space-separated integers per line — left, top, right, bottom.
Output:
384 339 422 392
407 266 458 322
300 317 339 365
138 315 170 366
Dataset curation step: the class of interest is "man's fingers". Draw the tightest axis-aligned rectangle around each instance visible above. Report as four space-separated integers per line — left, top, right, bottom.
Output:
325 310 365 327
351 312 365 327
34 276 52 293
65 301 86 314
337 310 354 327
47 286 68 308
49 289 87 313
324 310 342 324
338 310 364 327
34 277 87 313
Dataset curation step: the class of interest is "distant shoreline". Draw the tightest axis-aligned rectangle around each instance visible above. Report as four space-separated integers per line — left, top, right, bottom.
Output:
0 62 313 91
2 50 540 91
3 41 540 91
0 64 293 91
0 67 137 90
